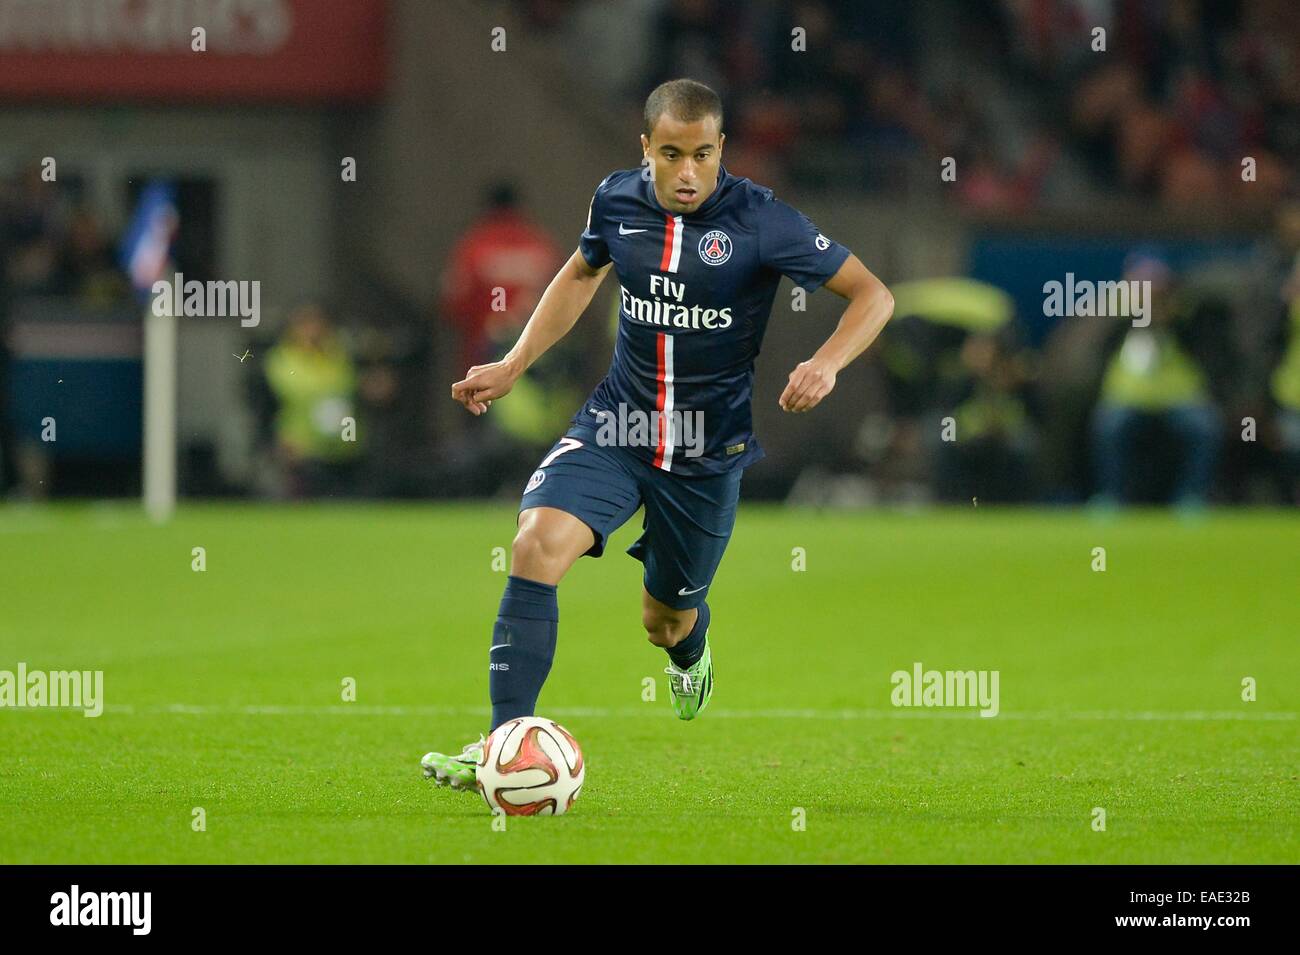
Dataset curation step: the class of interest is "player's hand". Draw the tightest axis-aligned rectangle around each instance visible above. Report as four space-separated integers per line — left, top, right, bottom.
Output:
451 358 520 416
779 358 837 413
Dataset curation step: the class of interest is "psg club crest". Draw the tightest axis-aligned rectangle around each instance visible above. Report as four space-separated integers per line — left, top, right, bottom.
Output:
697 229 732 266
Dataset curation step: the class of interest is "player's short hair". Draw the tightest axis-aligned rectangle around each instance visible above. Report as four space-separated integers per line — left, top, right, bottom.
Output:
643 79 723 139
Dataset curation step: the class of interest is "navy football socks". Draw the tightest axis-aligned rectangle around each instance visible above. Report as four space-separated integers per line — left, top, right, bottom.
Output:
666 601 709 670
489 575 559 731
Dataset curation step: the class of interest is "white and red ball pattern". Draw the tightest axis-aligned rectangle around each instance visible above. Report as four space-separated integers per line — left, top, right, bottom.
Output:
477 716 585 816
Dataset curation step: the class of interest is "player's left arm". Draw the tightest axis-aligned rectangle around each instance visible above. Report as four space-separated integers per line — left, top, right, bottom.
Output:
779 254 894 413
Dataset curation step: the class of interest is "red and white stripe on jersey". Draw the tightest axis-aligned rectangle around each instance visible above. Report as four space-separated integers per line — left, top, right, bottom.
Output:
652 332 676 471
651 216 683 467
659 214 684 273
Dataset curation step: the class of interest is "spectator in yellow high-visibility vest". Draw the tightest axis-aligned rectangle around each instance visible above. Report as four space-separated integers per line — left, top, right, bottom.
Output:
1091 253 1221 508
264 303 360 499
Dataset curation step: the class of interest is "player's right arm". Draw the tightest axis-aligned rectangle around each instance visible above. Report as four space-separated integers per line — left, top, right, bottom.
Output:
451 249 611 415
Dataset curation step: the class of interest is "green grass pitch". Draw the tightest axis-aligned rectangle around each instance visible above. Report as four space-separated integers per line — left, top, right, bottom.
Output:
1 503 1296 864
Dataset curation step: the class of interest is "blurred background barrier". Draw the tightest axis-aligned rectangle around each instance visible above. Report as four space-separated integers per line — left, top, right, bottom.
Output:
1 0 1297 507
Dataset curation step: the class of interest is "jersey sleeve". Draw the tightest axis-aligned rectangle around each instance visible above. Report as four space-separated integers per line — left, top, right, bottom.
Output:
578 177 612 270
757 196 851 293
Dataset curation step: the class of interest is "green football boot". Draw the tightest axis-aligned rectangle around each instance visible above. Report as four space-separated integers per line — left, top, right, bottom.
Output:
420 734 484 791
663 634 713 721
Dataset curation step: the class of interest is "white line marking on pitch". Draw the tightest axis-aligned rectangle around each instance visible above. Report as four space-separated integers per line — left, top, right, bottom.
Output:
99 703 1298 722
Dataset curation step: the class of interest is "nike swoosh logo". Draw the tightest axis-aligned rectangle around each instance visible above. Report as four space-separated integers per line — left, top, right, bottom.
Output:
678 585 707 596
489 644 510 651
618 223 647 234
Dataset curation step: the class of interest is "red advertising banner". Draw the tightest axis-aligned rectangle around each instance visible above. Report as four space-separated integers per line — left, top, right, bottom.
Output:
0 0 387 102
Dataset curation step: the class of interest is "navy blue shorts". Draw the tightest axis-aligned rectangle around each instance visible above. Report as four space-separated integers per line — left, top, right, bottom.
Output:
518 422 742 610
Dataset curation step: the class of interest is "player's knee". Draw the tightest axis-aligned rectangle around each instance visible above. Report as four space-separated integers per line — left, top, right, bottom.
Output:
511 528 563 581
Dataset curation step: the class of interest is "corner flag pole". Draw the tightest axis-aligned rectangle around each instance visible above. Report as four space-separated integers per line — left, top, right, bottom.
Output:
123 182 180 524
142 289 177 524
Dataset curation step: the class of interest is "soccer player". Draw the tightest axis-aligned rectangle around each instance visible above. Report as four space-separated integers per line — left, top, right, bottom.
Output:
423 79 895 790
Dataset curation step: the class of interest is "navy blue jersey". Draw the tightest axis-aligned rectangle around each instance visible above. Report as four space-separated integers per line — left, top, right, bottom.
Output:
575 163 851 475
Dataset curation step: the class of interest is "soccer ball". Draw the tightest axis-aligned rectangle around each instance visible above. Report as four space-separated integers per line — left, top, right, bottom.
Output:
477 716 585 816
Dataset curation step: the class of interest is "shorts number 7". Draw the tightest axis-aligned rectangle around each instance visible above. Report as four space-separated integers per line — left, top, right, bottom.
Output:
539 437 583 470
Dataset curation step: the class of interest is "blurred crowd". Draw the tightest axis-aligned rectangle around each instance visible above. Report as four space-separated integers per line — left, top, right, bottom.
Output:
522 0 1298 211
869 209 1300 507
0 166 128 308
